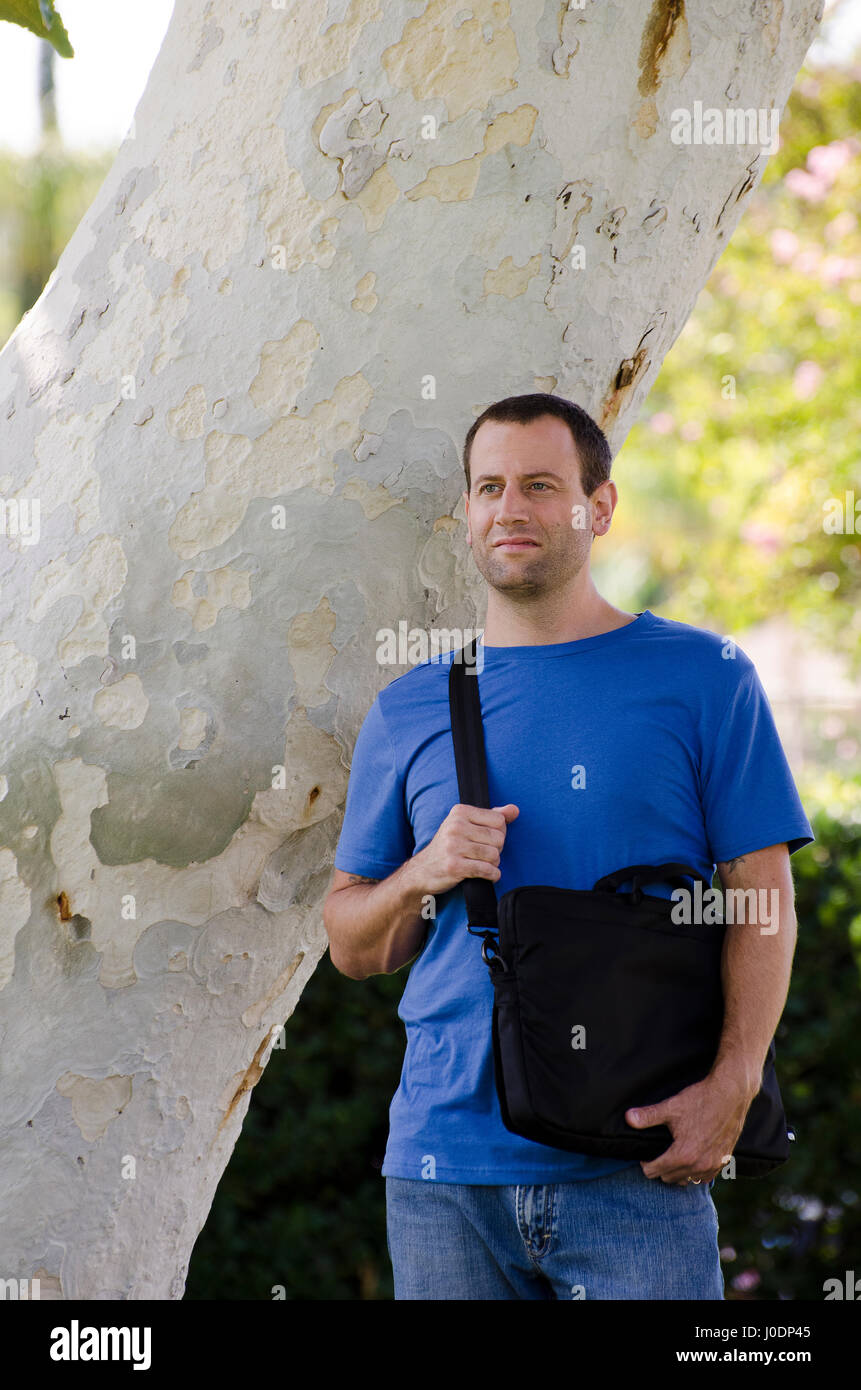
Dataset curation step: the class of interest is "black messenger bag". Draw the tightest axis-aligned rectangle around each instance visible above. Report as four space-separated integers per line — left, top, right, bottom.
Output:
448 638 794 1178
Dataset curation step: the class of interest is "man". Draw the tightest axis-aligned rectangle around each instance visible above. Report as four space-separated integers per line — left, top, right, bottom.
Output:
323 392 814 1300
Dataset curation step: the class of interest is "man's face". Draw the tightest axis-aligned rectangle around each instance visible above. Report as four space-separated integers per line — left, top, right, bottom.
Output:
464 415 606 597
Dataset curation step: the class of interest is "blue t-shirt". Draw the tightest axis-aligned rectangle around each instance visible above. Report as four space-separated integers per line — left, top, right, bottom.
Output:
334 609 815 1184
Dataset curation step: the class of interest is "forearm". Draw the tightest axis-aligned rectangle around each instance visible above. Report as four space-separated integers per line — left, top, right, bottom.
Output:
324 857 431 979
711 853 798 1098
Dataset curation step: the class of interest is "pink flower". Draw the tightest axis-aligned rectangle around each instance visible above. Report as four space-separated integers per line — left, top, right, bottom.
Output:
784 167 827 202
740 522 782 553
825 211 856 244
793 360 824 400
807 140 854 185
731 1269 761 1292
649 412 675 434
680 420 703 441
771 228 799 263
820 256 860 287
793 246 823 275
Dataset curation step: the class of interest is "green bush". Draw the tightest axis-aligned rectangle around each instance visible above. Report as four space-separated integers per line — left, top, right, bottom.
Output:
711 815 861 1301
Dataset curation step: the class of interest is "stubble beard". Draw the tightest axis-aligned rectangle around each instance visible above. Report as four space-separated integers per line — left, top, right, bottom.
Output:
472 530 591 599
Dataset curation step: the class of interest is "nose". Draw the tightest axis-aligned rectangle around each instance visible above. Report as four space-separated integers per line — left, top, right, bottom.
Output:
492 482 530 522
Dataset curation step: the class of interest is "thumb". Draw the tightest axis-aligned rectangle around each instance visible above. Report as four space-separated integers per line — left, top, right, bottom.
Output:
626 1103 667 1128
493 804 519 822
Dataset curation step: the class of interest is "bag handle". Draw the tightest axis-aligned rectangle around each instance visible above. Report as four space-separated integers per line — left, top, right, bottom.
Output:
593 862 711 905
448 637 501 946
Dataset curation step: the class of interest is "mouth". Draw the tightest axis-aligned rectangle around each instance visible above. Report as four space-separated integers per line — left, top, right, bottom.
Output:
492 539 539 549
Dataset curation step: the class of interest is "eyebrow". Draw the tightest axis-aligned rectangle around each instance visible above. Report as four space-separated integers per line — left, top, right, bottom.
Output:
472 471 567 485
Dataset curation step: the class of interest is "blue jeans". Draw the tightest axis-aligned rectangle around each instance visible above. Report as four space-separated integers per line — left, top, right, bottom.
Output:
385 1165 724 1299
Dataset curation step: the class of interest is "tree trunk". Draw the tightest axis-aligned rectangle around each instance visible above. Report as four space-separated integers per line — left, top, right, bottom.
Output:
0 0 823 1299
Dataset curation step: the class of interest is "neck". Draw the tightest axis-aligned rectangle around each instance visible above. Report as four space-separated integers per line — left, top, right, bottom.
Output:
480 575 637 647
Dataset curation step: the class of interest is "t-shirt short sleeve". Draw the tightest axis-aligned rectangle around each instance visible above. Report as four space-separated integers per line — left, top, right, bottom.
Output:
334 695 414 879
700 659 815 863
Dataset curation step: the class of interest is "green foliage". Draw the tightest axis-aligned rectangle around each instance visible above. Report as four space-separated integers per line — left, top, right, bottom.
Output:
0 0 73 57
0 147 112 343
711 815 861 1300
598 61 861 676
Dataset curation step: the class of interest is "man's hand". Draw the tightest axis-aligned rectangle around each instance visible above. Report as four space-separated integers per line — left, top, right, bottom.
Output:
626 843 797 1185
625 1071 756 1186
410 802 519 896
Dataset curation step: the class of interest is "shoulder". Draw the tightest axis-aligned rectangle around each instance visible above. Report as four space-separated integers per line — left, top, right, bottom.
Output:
646 611 753 665
644 610 758 699
374 644 459 712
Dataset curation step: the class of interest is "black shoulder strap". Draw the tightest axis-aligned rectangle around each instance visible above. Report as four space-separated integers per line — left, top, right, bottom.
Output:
448 637 499 932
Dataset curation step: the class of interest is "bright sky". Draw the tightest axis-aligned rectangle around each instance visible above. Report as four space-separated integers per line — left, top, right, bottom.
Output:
0 0 859 156
0 0 175 155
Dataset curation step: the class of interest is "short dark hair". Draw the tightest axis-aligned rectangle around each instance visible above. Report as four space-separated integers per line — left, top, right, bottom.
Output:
462 392 612 497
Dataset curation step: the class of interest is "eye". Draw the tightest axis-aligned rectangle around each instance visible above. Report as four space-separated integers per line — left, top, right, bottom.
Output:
477 481 551 494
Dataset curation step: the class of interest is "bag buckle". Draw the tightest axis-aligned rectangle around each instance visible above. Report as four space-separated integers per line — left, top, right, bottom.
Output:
482 937 508 973
474 930 508 974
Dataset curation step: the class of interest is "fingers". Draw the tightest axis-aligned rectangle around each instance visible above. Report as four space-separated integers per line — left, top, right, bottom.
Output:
459 858 502 880
447 804 516 855
452 803 518 830
431 804 519 886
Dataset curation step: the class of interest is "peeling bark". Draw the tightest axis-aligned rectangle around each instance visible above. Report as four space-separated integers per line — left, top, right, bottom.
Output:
0 0 822 1298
